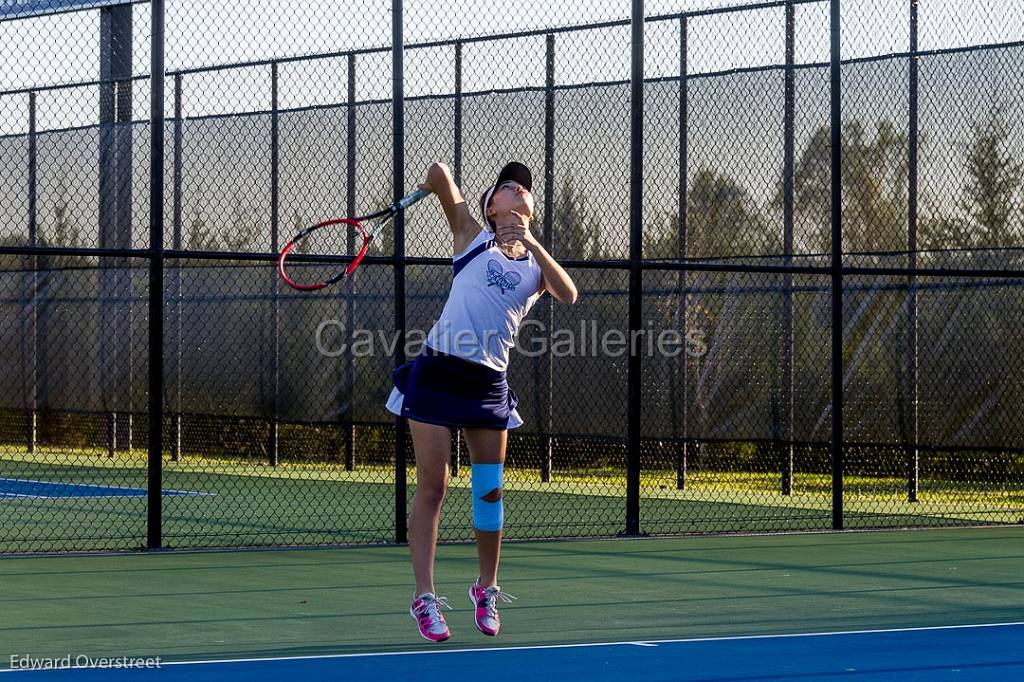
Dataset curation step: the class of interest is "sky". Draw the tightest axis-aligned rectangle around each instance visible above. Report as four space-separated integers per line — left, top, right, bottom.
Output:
1 0 1022 131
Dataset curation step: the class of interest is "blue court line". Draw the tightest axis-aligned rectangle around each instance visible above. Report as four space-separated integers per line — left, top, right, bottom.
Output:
3 622 1022 681
0 478 212 499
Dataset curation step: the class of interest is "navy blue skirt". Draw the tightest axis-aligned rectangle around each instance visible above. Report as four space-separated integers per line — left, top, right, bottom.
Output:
385 347 522 430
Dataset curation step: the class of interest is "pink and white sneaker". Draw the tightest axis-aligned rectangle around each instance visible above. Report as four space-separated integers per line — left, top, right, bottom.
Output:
410 593 451 642
468 581 517 636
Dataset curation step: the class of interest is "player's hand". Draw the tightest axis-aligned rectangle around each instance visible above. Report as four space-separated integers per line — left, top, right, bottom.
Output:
496 211 539 251
421 162 452 194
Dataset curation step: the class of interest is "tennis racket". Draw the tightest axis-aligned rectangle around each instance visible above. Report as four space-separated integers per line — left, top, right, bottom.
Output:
277 187 432 291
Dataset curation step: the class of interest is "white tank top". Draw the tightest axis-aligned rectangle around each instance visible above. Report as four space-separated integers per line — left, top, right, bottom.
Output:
425 229 543 372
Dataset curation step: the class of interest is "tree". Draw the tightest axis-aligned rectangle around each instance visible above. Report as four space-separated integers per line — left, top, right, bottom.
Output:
50 194 76 249
33 181 91 269
551 177 604 260
644 211 681 260
918 212 975 252
366 184 396 257
841 120 907 254
187 213 219 252
291 211 312 255
224 196 262 252
960 109 1023 249
787 120 907 255
789 126 832 237
647 169 773 260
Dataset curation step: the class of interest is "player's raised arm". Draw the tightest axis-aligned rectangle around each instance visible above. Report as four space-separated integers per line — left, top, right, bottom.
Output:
419 162 481 248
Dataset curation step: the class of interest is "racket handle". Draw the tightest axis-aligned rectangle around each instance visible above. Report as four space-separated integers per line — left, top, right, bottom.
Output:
396 187 432 211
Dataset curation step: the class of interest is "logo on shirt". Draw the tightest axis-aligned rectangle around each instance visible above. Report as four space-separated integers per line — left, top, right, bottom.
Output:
485 259 521 294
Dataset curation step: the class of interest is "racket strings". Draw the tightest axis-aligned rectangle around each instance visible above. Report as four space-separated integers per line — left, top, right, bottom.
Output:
278 189 429 290
278 218 368 290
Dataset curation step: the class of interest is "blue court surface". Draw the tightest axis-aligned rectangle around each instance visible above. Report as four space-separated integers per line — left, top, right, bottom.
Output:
3 623 1022 681
0 478 210 499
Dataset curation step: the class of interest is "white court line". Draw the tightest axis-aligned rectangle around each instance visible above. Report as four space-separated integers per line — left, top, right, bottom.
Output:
3 621 1017 673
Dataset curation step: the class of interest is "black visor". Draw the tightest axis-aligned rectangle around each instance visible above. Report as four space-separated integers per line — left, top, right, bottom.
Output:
495 161 532 191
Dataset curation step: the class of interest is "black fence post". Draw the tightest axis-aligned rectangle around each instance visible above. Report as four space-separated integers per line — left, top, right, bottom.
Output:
541 33 556 484
171 73 183 462
829 0 844 530
147 0 166 551
268 61 280 468
625 0 644 536
781 0 796 496
345 52 357 471
100 6 133 458
115 8 134 456
106 414 116 458
452 40 463 480
674 15 688 491
98 7 120 456
27 91 38 456
454 41 463 187
451 430 461 477
393 0 409 545
907 0 920 503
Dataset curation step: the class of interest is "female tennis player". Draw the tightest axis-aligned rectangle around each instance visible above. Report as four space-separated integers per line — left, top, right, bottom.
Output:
386 160 578 642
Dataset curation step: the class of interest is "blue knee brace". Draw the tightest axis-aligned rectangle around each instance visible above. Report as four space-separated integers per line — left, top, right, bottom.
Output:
471 463 504 532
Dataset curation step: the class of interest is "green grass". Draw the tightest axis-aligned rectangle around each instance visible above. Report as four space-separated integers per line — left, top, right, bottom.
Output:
1 446 1022 553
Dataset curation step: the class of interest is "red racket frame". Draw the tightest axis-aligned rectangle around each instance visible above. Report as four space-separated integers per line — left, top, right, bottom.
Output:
277 188 429 291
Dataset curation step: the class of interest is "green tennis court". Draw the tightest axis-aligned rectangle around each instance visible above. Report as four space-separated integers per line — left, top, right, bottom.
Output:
2 527 1022 678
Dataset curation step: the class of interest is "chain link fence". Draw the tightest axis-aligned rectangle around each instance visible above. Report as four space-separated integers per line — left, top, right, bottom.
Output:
1 0 1022 552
